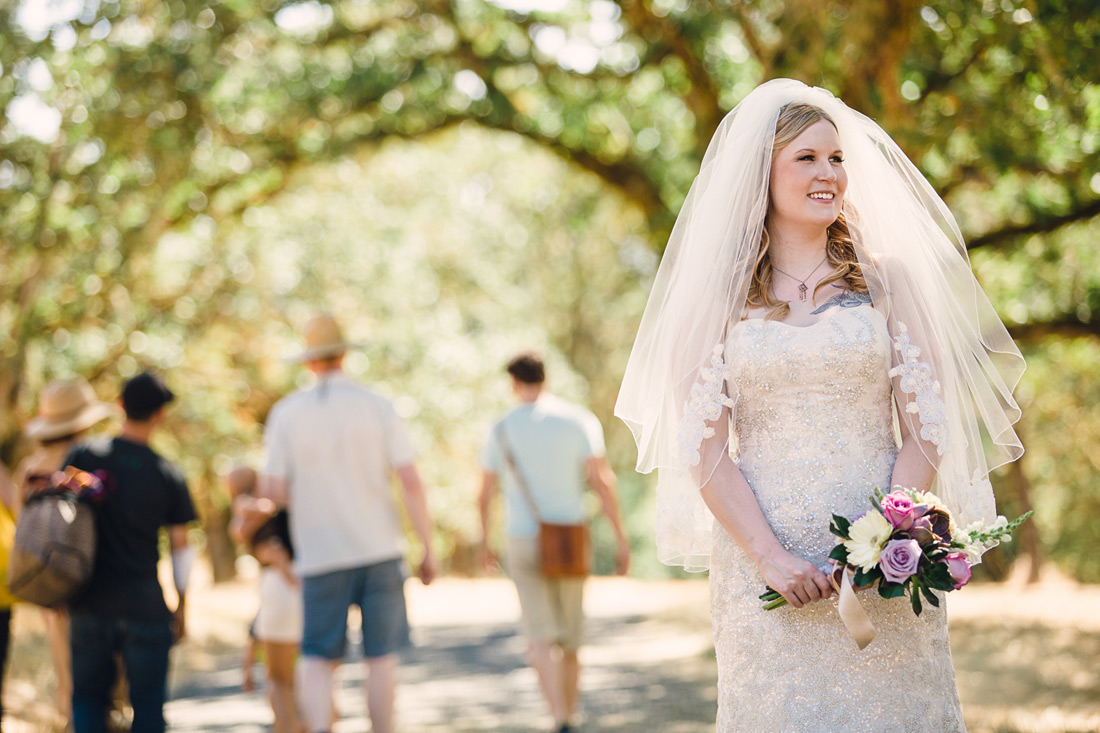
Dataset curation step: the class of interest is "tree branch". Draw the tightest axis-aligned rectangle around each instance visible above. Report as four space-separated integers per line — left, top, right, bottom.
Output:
616 0 724 139
1009 315 1100 342
967 198 1100 250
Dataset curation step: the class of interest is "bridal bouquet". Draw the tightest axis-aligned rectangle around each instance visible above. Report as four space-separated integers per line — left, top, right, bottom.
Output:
760 486 1031 615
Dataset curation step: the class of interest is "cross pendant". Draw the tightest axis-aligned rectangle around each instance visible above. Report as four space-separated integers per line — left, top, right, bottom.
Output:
798 283 808 301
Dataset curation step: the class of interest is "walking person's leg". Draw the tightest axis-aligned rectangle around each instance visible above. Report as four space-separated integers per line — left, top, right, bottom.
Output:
358 560 410 733
263 641 303 733
298 657 338 732
300 569 352 733
526 639 568 725
0 607 11 730
43 608 75 731
556 577 585 725
362 654 397 733
117 619 172 733
508 537 570 728
70 614 118 733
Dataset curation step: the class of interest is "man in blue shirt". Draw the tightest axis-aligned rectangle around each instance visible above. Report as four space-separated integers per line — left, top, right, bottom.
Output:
478 353 630 733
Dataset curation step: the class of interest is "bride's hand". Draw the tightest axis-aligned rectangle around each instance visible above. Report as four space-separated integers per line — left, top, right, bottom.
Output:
757 551 834 609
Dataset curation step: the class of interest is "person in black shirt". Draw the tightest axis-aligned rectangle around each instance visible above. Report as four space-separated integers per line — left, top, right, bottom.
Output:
65 372 196 733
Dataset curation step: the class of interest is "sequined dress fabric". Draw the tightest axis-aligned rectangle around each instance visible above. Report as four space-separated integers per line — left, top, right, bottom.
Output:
710 305 965 732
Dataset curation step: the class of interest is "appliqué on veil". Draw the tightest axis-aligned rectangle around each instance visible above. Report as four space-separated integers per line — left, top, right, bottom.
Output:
888 322 948 454
678 344 734 467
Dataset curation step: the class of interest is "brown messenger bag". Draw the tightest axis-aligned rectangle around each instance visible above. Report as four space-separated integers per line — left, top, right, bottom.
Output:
497 426 590 578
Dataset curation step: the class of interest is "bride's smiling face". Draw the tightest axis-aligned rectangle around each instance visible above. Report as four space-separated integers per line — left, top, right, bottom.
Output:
767 119 847 233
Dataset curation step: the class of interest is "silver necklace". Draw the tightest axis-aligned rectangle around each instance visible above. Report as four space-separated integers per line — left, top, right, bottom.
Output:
771 255 828 302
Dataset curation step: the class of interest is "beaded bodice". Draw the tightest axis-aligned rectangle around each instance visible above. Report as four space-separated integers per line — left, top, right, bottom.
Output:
728 305 898 566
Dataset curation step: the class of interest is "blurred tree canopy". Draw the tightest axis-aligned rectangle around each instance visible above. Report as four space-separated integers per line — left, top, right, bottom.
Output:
1 0 1097 579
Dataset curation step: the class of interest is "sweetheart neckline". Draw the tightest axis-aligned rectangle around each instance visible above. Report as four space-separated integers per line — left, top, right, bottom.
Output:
733 303 884 332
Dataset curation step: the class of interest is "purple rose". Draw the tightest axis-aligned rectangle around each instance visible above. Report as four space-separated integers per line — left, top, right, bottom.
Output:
945 552 972 589
881 491 917 530
879 538 922 583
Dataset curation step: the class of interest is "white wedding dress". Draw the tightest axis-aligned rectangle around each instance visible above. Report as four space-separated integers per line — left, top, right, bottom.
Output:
710 304 966 732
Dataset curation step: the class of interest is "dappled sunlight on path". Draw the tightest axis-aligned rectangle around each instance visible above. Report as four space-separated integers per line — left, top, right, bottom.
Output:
5 572 1098 732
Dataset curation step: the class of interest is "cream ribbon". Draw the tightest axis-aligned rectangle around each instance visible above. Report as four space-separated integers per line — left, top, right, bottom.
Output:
830 565 877 650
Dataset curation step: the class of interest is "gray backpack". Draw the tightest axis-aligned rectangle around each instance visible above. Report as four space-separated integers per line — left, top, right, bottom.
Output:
8 486 97 608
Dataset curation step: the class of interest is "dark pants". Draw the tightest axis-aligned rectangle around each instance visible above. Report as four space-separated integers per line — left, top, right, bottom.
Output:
0 608 11 731
71 613 172 733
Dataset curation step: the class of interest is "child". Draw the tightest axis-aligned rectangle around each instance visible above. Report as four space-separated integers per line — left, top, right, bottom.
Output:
228 466 303 733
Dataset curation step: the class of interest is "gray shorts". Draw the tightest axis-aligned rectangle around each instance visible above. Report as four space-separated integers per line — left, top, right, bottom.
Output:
301 558 410 660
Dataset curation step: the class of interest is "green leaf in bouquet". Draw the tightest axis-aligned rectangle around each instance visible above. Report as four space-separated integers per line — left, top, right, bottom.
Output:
854 567 873 587
919 582 941 608
828 544 849 564
870 490 883 513
925 546 949 561
877 581 906 599
830 514 852 539
910 586 924 615
929 575 956 592
925 562 956 591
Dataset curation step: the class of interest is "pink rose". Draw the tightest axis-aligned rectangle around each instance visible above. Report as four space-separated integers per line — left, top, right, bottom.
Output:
945 552 972 589
879 538 922 583
881 491 917 530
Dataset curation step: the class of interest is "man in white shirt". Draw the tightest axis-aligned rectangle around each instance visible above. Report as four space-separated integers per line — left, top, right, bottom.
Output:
478 353 630 733
261 314 436 733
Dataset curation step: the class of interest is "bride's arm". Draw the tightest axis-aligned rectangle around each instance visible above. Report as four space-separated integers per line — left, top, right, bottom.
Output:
700 451 833 608
890 409 937 492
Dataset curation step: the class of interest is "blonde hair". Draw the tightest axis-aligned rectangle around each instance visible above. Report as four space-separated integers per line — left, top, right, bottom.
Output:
747 102 869 321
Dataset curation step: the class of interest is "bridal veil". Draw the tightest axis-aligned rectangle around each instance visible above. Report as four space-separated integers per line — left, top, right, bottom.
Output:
615 79 1025 571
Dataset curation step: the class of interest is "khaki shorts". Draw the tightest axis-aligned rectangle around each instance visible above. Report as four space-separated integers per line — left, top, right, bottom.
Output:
506 536 585 651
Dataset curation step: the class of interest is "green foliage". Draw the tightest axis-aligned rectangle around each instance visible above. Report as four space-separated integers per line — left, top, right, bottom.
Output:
829 513 852 540
1 0 1098 579
877 581 906 600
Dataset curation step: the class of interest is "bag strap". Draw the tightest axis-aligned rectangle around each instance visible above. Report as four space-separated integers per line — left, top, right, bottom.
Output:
495 423 543 524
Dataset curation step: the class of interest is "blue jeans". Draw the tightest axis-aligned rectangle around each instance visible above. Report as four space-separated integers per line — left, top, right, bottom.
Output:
71 613 173 733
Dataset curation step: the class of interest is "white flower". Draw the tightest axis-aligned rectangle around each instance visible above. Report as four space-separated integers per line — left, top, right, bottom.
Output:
844 510 894 572
914 490 948 511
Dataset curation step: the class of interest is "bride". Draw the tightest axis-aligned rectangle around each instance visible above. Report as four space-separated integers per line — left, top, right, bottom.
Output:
615 80 1025 731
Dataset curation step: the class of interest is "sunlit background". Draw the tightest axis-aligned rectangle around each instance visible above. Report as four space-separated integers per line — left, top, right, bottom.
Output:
1 0 1098 730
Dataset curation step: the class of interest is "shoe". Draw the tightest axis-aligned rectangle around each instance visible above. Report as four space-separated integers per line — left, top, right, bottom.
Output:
557 725 574 733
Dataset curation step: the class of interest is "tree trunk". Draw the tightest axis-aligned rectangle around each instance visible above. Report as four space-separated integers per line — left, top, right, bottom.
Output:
1007 455 1042 584
194 472 238 584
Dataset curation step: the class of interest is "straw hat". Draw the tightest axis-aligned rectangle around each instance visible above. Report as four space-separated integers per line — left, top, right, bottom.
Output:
293 313 359 362
25 379 116 441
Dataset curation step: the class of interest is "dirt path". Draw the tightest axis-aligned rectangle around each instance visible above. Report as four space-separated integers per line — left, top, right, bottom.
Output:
164 576 716 733
6 572 1100 732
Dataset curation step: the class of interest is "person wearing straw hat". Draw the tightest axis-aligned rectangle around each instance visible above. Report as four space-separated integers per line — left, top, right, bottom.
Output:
260 313 437 733
11 378 116 732
64 371 197 733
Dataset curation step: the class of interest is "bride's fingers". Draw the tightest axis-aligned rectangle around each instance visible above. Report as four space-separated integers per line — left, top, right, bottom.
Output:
782 588 805 608
812 572 834 599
